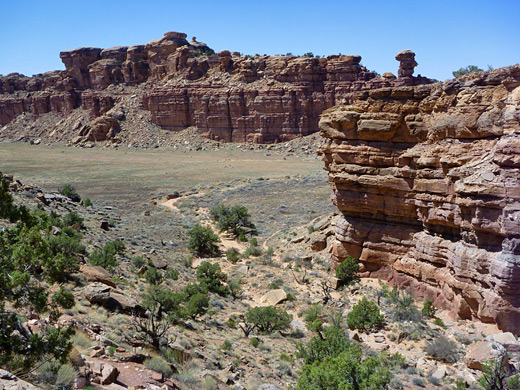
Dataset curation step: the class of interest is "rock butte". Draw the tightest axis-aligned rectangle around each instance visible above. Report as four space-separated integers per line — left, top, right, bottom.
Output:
0 32 432 143
319 65 520 333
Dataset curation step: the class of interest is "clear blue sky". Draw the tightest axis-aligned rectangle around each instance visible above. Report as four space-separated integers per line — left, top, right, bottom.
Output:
1 0 518 81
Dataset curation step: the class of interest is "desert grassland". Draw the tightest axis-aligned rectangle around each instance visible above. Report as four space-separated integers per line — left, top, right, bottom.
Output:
0 142 327 203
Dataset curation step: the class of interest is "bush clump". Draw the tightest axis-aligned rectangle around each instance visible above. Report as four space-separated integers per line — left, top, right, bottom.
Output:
335 257 359 285
421 298 436 318
210 204 256 238
346 297 384 331
59 184 81 202
187 224 220 257
296 326 393 390
226 247 240 263
245 306 292 334
196 262 229 296
423 335 459 363
89 240 125 271
145 356 173 377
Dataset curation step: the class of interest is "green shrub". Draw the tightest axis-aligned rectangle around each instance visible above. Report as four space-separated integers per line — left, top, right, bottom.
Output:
421 298 436 318
228 278 242 299
145 268 163 285
63 211 84 228
89 240 125 271
220 339 232 351
210 204 256 237
59 184 81 202
131 256 146 269
196 262 229 296
107 346 116 356
424 336 458 363
433 318 446 328
296 328 392 390
187 224 220 257
82 198 92 207
335 257 359 285
249 337 259 348
145 356 173 377
166 268 179 280
226 248 240 263
452 65 483 78
296 326 352 365
183 292 209 319
302 304 324 335
245 306 292 334
346 297 384 331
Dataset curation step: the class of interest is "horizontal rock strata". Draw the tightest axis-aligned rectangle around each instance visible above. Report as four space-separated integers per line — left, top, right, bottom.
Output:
319 66 520 332
0 32 432 143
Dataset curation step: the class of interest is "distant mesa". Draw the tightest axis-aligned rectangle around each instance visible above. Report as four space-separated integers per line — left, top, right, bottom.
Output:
0 31 435 144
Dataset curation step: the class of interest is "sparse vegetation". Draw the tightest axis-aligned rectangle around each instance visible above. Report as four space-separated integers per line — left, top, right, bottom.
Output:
226 247 240 263
452 65 484 78
423 335 458 363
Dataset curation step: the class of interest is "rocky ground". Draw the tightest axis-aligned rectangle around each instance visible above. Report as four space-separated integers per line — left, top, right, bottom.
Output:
2 160 519 390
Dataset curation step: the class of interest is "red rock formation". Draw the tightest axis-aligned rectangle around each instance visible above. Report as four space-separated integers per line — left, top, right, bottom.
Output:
319 65 520 333
0 31 433 143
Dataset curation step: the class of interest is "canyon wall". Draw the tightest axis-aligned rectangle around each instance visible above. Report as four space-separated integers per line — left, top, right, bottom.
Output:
0 32 432 143
319 66 520 332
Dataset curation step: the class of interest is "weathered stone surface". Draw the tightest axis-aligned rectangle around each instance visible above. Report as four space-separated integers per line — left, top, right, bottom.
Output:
80 265 117 287
83 282 143 314
320 66 520 333
464 341 506 370
101 363 119 385
260 289 287 305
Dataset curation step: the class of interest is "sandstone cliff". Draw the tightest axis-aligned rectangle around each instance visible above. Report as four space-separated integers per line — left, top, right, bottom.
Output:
0 32 432 144
319 66 520 333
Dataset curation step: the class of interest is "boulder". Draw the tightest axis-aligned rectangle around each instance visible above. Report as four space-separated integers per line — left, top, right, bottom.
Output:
464 341 506 370
260 289 287 305
80 265 116 287
83 283 144 314
101 363 119 385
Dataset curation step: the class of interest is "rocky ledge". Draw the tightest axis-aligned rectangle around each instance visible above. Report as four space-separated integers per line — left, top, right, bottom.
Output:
319 65 520 333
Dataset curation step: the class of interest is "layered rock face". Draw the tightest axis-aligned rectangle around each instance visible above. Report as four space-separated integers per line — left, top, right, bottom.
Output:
0 32 432 143
320 66 520 332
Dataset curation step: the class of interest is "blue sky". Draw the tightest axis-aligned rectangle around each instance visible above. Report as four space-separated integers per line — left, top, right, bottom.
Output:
1 0 518 81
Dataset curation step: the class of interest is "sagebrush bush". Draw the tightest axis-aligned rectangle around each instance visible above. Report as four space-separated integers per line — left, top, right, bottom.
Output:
424 335 458 363
226 247 240 263
55 364 77 389
145 356 173 377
